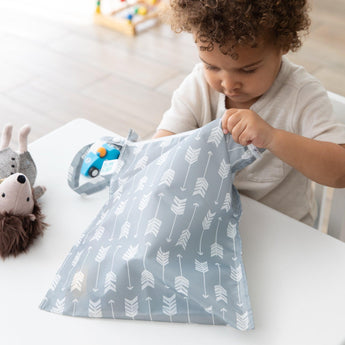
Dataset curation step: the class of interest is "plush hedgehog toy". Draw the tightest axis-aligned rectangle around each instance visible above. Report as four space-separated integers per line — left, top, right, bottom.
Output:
0 124 47 259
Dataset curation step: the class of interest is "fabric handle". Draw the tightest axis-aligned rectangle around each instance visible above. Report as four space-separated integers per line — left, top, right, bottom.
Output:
67 142 112 195
67 130 139 196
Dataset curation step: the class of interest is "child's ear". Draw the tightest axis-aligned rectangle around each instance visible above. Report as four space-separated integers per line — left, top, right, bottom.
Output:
28 214 36 221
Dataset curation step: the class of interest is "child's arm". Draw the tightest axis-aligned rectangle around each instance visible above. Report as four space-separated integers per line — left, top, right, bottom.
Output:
153 129 175 139
222 108 345 188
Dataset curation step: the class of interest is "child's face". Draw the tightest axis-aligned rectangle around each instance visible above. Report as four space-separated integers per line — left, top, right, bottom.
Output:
197 40 285 109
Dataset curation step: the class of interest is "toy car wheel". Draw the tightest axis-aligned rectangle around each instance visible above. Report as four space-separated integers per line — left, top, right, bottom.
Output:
89 167 99 178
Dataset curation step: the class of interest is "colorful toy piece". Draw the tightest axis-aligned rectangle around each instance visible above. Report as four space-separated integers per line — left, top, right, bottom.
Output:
127 13 134 23
94 0 161 36
137 6 147 15
81 142 120 178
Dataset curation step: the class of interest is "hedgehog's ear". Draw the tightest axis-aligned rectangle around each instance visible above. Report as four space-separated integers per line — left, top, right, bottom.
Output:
28 214 36 221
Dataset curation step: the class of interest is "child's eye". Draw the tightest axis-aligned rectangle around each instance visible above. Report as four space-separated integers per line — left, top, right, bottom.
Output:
242 68 257 74
1 193 5 198
205 64 219 71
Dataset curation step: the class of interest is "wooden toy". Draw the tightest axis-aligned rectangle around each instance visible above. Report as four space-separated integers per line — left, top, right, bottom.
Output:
94 0 161 36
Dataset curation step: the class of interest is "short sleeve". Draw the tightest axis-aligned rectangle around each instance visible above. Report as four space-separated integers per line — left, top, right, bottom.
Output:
294 82 345 144
157 64 216 134
157 89 199 134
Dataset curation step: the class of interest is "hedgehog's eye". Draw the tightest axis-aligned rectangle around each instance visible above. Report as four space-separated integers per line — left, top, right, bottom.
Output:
1 193 5 198
26 197 30 202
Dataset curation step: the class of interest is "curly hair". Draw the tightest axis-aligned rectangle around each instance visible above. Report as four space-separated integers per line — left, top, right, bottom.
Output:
163 0 311 56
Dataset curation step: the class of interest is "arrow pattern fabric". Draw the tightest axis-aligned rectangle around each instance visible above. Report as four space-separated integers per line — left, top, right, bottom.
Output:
40 118 260 331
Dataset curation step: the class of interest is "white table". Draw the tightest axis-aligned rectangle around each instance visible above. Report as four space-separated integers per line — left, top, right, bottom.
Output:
1 119 345 345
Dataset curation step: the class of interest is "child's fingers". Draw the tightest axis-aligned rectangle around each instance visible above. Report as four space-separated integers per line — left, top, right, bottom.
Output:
222 108 238 134
230 120 247 144
238 130 253 146
224 110 242 134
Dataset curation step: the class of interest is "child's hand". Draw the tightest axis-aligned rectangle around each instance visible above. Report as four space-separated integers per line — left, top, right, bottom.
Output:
222 109 275 148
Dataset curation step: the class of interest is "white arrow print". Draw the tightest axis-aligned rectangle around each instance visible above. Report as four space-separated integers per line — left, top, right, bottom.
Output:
205 306 215 325
193 151 213 198
62 251 81 291
159 136 173 153
50 274 61 292
181 146 201 191
236 311 249 331
145 193 164 237
93 245 111 291
227 221 238 260
210 217 224 259
104 245 122 294
214 263 228 304
174 254 189 296
71 247 92 292
221 307 227 320
88 299 102 318
207 125 223 147
125 296 139 320
112 184 124 204
221 192 231 212
118 176 129 187
184 297 191 323
163 294 177 322
159 145 181 187
146 297 153 321
134 155 148 171
90 226 105 242
108 300 115 318
51 297 65 314
195 259 209 298
122 244 139 290
230 264 243 307
109 199 128 241
215 159 231 204
198 210 216 255
159 168 175 187
167 196 187 242
176 203 199 250
150 150 170 187
119 197 137 240
72 298 78 316
135 176 148 193
95 209 108 227
134 192 152 238
141 242 155 290
156 247 169 285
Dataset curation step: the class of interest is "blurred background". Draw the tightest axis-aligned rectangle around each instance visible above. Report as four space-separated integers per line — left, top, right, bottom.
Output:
0 0 344 145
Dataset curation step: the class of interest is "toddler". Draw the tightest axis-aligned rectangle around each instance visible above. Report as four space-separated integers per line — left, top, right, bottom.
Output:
154 0 345 226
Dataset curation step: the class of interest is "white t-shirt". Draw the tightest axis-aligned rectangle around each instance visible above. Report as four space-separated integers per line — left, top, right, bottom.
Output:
157 57 345 225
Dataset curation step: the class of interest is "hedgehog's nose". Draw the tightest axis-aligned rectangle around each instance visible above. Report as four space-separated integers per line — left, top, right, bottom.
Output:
17 175 26 184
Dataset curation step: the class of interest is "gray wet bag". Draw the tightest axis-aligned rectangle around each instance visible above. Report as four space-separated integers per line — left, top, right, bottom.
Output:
40 118 260 331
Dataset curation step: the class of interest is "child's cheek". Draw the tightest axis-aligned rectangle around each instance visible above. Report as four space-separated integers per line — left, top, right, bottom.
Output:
204 72 222 93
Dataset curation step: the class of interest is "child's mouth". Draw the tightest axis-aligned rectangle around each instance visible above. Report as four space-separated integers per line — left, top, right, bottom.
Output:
227 92 243 99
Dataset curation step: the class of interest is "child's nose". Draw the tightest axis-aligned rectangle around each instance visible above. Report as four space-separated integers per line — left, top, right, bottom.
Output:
221 76 241 92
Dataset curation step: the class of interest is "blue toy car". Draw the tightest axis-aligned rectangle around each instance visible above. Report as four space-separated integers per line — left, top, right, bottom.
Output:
81 142 120 178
